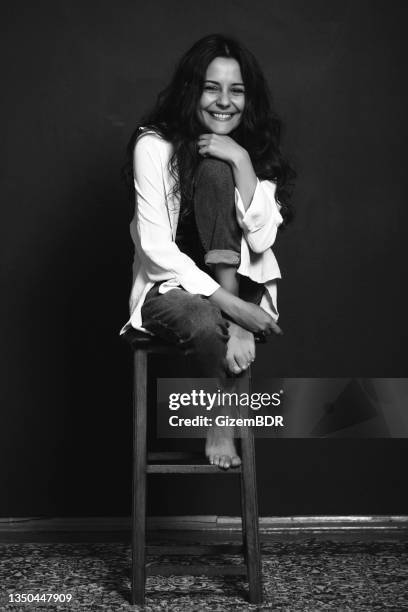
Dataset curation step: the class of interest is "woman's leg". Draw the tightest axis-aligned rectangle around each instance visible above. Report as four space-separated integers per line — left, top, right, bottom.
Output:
194 158 241 294
193 159 263 466
194 157 264 362
193 157 264 305
141 284 241 468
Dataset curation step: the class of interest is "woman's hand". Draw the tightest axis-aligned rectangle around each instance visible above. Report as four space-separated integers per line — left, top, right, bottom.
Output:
231 300 283 336
197 134 246 166
209 288 283 336
225 322 256 375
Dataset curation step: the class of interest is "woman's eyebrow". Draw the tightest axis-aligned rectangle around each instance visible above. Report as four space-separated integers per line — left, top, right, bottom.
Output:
204 79 245 86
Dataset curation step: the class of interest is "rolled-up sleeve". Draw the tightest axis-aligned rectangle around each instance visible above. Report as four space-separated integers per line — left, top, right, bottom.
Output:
234 179 283 253
132 134 220 296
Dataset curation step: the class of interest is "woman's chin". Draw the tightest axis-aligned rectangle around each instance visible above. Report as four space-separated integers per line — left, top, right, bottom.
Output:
208 122 236 135
213 128 234 136
200 115 240 135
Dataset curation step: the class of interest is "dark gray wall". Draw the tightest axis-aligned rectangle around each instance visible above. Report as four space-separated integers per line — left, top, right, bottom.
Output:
1 0 407 517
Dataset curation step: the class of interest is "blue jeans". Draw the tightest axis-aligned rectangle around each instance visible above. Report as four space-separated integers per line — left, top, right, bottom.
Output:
141 158 264 378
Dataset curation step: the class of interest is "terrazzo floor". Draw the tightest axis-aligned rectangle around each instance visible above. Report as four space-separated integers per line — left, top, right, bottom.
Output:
0 539 407 611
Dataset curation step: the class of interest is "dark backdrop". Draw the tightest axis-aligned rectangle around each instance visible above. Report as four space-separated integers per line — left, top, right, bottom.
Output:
1 0 407 517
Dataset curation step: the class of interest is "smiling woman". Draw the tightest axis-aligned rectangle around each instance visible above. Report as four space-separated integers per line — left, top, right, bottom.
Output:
121 33 295 469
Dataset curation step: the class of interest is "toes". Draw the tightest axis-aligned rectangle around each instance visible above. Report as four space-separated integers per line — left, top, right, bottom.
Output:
218 455 232 470
231 455 241 468
227 360 242 375
235 358 247 372
209 453 240 469
226 354 244 375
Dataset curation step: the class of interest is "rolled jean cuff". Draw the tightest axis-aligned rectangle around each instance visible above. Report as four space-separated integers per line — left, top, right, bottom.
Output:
204 249 241 267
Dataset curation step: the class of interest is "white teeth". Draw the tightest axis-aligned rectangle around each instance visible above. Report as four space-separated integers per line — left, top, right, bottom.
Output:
211 112 233 120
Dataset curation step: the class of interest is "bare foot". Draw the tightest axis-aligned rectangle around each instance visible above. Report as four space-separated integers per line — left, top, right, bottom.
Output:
205 423 241 470
225 322 255 375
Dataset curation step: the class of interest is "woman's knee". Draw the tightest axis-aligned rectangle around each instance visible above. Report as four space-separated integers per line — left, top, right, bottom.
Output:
195 158 234 190
183 297 228 348
180 298 229 377
141 290 228 356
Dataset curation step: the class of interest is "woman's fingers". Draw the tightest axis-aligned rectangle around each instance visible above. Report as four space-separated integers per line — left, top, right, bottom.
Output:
272 322 283 335
264 321 283 336
197 135 211 153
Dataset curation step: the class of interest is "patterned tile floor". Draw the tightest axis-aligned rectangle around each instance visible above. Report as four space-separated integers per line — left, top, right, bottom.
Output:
0 539 407 611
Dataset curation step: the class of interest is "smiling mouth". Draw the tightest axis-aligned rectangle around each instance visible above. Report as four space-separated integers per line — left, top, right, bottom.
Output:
208 112 236 121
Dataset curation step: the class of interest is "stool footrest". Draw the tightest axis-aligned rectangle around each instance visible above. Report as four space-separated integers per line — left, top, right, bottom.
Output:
147 544 243 555
148 452 203 462
147 464 242 474
146 564 247 577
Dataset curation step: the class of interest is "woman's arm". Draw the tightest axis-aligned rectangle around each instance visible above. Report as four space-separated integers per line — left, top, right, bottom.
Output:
229 148 257 211
234 177 283 253
209 287 282 335
231 149 283 252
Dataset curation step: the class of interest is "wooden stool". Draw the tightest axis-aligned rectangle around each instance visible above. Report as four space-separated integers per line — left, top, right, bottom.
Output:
123 328 263 605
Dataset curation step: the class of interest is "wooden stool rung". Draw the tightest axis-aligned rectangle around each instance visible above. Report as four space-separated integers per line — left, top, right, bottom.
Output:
148 451 202 462
147 464 242 474
146 564 247 576
147 544 243 556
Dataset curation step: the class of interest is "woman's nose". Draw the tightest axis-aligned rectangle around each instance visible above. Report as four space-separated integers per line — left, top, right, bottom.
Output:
216 90 231 107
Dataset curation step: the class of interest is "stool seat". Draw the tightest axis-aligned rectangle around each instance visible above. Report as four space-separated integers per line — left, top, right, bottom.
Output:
124 325 263 605
123 328 187 355
123 326 267 349
123 327 173 347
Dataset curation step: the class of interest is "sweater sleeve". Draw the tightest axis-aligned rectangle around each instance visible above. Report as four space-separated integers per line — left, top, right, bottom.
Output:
132 134 220 296
234 179 283 253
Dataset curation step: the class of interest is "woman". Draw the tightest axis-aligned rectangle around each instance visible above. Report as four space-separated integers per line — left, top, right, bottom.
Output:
121 34 295 469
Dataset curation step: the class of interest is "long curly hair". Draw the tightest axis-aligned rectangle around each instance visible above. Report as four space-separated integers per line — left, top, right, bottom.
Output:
124 33 296 225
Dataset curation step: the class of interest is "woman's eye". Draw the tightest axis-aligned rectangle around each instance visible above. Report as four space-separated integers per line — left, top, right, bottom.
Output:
203 85 245 95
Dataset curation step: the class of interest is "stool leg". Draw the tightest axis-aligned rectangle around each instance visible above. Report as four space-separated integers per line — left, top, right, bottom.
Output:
240 367 263 603
239 372 248 563
132 349 147 605
241 430 263 603
240 467 247 563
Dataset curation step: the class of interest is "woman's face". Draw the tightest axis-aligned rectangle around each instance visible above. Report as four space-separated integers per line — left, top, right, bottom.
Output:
197 57 245 135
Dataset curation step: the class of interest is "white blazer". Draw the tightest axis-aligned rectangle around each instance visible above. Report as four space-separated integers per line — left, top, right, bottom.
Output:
120 129 283 335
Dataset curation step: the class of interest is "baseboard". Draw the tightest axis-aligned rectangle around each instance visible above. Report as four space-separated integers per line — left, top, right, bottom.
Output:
1 515 407 535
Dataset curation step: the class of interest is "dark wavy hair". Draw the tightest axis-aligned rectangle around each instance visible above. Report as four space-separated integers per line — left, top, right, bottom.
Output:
124 33 296 225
